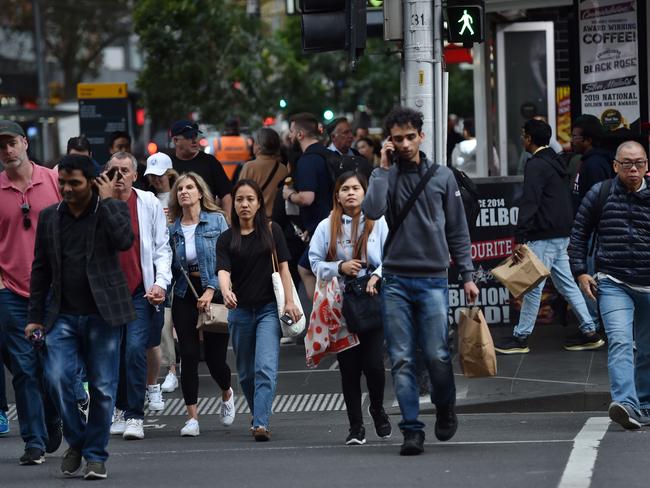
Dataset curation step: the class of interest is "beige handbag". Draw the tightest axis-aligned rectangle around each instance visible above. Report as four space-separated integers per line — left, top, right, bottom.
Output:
491 244 551 299
179 267 229 334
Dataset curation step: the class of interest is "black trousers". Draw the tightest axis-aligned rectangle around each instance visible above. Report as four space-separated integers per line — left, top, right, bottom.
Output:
172 276 231 406
336 327 386 429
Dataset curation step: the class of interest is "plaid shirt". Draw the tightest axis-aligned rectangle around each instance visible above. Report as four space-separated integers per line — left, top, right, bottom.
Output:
28 196 137 328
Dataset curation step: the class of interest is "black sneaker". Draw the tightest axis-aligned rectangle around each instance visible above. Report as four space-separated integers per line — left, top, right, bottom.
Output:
494 335 530 354
608 401 642 430
46 421 63 453
345 425 366 445
369 407 392 439
563 331 605 351
435 405 458 441
84 461 107 480
399 430 424 456
19 447 45 465
61 447 83 476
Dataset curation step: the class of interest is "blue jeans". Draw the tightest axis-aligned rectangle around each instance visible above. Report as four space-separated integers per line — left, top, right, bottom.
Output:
514 238 596 338
228 302 281 428
116 289 154 420
0 289 59 450
598 278 650 412
43 314 121 462
381 275 455 432
1 339 8 412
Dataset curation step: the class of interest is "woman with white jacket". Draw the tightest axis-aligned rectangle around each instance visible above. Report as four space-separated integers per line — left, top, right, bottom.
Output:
309 171 392 446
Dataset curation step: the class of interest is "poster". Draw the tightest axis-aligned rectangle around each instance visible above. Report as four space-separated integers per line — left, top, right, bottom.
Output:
579 0 640 129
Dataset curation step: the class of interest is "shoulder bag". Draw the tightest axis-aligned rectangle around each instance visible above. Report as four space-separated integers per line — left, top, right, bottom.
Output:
341 273 383 334
270 244 306 338
179 266 229 334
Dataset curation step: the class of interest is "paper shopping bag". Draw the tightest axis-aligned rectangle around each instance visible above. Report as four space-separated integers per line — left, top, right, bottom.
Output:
305 278 359 368
491 244 550 299
458 308 497 378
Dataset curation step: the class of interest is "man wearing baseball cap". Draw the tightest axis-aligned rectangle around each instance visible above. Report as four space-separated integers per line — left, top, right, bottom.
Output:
169 120 232 217
0 120 63 464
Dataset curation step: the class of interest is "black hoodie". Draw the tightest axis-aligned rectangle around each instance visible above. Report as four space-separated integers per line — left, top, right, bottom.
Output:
515 147 575 244
572 147 614 213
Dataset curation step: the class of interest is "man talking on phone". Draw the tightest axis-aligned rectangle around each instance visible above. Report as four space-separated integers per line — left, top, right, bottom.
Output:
362 107 478 456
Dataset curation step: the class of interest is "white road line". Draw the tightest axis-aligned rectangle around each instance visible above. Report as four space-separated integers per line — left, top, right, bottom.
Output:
329 361 339 370
557 416 610 488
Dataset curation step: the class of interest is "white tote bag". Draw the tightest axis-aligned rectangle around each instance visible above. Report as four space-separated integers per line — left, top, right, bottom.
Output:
271 251 306 338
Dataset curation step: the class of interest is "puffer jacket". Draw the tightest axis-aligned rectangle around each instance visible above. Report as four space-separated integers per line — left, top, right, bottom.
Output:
569 175 650 285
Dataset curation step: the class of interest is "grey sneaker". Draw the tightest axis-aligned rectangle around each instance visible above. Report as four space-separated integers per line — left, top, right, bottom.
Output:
608 401 642 430
84 461 107 480
640 408 650 426
61 447 82 476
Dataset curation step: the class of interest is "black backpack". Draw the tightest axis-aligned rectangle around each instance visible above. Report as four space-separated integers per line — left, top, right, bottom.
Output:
307 145 374 183
449 166 480 232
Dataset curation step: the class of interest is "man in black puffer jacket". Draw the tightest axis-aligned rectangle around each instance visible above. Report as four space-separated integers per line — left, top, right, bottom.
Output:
569 140 650 430
494 119 602 355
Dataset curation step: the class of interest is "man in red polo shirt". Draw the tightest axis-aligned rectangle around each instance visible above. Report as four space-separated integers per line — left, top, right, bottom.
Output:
0 120 62 464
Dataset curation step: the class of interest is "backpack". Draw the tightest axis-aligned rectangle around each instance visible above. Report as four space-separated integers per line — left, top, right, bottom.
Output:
307 145 374 184
449 166 480 232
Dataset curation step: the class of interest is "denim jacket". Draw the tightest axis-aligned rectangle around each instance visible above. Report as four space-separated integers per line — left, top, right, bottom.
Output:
170 211 229 298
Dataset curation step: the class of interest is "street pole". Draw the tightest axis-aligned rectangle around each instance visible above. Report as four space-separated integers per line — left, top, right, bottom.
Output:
32 0 50 163
432 0 444 166
246 0 260 17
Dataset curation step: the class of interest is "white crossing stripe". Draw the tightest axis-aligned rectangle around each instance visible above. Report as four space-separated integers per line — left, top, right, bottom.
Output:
557 416 610 488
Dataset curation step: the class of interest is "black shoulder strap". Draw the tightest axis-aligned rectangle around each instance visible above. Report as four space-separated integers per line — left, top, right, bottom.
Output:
260 162 280 192
587 178 613 257
383 163 439 254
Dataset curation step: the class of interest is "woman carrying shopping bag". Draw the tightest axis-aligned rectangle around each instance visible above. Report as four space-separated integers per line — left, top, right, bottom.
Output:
169 173 235 437
309 171 392 445
217 180 301 441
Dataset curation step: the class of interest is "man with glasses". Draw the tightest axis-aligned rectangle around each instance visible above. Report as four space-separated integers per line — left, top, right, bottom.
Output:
570 141 650 429
0 120 62 464
169 120 232 217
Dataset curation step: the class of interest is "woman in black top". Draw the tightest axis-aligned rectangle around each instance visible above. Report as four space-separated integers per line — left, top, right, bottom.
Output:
217 180 301 441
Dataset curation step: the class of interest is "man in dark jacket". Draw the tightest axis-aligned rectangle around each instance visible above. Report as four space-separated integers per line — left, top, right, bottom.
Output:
495 119 602 354
25 155 136 480
569 140 650 430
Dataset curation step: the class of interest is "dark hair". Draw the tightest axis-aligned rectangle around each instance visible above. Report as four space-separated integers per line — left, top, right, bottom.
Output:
357 136 376 149
523 119 552 147
229 179 274 255
109 131 131 148
573 115 604 145
66 135 91 155
254 127 281 156
289 112 320 138
326 117 348 136
384 107 424 134
463 118 475 138
57 154 96 181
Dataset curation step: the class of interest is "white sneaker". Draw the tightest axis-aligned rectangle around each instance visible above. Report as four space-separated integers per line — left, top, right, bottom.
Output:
180 418 200 437
147 384 165 412
220 388 236 427
123 418 144 440
161 372 178 393
110 409 126 435
280 337 295 345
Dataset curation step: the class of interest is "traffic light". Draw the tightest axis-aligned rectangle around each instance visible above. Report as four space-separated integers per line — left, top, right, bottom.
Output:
444 1 485 45
300 0 367 65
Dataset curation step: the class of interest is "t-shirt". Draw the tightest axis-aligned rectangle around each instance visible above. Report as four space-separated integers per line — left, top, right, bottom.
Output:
293 143 333 234
216 222 291 308
170 150 232 200
118 191 143 295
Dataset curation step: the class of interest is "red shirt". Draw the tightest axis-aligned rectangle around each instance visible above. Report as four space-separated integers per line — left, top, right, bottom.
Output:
0 163 61 297
118 191 143 295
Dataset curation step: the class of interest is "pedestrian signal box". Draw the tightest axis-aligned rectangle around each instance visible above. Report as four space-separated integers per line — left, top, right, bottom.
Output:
444 2 485 44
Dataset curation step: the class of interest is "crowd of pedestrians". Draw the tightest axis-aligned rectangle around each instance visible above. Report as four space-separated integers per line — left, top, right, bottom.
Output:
1 104 649 481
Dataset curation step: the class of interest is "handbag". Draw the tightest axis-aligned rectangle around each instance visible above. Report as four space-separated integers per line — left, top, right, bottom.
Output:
341 274 383 334
179 266 229 334
271 249 306 338
458 307 497 377
491 244 551 299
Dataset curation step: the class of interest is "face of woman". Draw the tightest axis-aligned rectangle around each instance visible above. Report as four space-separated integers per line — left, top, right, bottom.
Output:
356 140 374 162
148 174 169 192
234 184 261 221
336 176 365 214
177 178 202 209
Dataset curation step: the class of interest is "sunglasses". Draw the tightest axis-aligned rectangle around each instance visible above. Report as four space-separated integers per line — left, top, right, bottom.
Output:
21 203 31 230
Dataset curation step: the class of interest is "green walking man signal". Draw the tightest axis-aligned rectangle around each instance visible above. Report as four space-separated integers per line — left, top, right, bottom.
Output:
444 2 485 44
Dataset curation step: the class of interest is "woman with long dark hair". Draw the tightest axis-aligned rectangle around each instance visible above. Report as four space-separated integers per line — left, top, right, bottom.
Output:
217 179 301 441
309 171 392 445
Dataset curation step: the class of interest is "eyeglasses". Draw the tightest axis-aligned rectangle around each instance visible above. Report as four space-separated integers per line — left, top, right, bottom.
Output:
614 159 648 170
21 203 31 230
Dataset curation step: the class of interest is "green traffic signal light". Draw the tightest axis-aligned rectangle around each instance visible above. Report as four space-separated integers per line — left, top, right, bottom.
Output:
445 4 484 44
323 110 335 121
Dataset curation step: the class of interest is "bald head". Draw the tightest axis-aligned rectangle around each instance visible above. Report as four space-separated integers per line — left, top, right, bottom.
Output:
615 140 647 161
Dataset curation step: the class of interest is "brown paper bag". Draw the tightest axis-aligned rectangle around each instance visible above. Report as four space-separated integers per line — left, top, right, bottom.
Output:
491 244 550 299
458 308 497 378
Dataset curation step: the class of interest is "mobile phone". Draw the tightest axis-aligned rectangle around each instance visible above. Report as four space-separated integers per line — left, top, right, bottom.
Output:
280 314 294 327
106 167 123 180
359 262 368 269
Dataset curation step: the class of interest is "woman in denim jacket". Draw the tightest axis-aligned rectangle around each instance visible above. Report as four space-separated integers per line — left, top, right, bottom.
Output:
168 172 234 437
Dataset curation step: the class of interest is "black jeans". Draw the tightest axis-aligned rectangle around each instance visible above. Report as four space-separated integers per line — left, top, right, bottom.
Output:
336 327 386 429
172 276 231 406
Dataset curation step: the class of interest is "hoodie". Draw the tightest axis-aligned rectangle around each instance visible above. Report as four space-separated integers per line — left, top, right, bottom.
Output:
572 147 614 212
515 147 575 243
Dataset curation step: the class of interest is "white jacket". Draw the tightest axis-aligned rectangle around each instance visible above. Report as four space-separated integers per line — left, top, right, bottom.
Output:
134 188 173 291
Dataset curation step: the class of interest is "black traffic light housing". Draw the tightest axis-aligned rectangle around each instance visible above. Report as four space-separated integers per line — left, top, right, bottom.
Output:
444 1 485 45
301 0 367 67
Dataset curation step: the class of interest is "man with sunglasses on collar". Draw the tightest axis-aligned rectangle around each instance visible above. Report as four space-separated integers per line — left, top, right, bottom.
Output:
0 120 63 465
169 120 232 217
